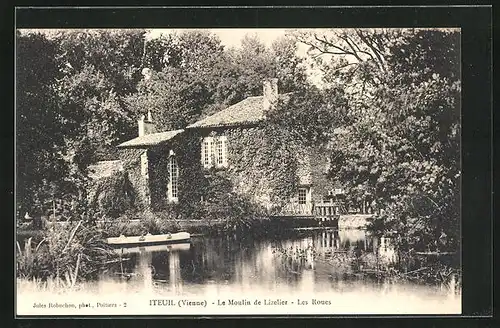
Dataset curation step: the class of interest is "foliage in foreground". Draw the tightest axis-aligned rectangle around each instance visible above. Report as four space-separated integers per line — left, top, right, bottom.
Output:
16 222 119 282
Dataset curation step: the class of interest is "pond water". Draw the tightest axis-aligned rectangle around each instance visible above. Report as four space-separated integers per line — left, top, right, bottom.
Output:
17 229 461 315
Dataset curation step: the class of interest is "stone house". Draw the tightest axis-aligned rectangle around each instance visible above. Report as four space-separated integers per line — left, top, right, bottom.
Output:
115 79 342 218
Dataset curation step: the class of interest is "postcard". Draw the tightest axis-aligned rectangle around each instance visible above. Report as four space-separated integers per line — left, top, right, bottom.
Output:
15 23 463 316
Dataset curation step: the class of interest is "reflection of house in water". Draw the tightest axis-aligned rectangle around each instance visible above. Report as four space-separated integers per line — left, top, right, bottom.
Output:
311 232 396 264
376 237 397 263
312 230 375 253
185 237 281 289
299 269 315 292
187 238 228 282
253 244 277 285
135 250 154 292
339 229 373 251
233 243 280 290
115 233 401 296
313 230 340 251
123 247 188 294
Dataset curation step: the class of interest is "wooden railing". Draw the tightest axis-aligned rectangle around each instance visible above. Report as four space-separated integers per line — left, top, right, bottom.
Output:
280 203 313 216
315 201 350 218
314 202 343 219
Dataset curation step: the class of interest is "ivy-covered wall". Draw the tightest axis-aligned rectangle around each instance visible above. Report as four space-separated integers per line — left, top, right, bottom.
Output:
146 130 206 217
204 125 300 214
309 146 334 203
120 148 151 211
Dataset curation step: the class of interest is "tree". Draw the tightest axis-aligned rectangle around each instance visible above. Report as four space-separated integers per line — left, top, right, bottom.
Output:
127 31 309 130
17 30 147 218
267 83 349 147
126 67 211 131
271 34 309 93
56 65 137 162
49 30 147 168
126 30 227 130
54 29 146 95
222 34 308 101
293 28 461 252
16 32 67 215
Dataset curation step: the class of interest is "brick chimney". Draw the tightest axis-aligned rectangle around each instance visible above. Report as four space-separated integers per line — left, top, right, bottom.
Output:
138 109 156 137
263 78 279 112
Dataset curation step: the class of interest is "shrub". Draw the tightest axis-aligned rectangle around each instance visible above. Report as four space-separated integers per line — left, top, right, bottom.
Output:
98 211 182 238
197 171 266 230
88 171 136 219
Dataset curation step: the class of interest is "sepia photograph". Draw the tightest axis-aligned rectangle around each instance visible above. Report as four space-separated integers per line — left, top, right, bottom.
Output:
15 26 462 316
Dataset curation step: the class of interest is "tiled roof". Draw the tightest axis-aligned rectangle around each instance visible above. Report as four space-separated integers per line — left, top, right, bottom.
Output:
88 160 124 179
117 129 184 148
186 93 292 129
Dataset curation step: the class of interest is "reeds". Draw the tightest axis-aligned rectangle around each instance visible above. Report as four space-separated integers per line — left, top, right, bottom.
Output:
271 243 462 289
16 221 119 287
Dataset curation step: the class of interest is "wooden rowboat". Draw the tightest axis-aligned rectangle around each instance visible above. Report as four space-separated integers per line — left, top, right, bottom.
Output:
106 232 190 247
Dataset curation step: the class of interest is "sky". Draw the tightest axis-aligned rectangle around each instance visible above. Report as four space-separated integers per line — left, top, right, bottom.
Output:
146 28 292 48
20 27 302 50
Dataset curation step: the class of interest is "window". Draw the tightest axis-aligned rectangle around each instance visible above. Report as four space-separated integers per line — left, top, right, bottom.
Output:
221 136 227 166
140 151 148 176
298 188 307 204
209 138 215 164
216 138 223 165
168 155 179 202
202 136 227 168
203 139 210 167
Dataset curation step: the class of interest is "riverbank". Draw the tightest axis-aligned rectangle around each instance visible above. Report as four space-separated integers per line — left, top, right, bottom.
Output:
17 216 338 240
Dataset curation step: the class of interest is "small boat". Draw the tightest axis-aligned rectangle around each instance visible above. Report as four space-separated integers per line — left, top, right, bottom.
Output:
106 232 190 247
115 243 191 254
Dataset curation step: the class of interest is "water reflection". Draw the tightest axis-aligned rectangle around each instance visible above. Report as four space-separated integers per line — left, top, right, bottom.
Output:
137 250 153 292
105 229 459 310
168 251 182 294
